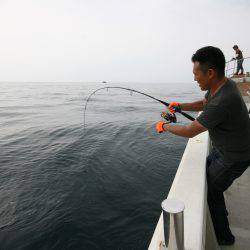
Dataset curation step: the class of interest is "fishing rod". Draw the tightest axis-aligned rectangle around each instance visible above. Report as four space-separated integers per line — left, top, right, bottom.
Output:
83 86 195 133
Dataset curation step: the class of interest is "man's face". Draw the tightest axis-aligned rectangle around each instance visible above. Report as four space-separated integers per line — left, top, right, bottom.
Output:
193 62 212 91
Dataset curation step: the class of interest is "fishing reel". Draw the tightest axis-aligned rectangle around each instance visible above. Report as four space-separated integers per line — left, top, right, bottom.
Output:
161 109 177 123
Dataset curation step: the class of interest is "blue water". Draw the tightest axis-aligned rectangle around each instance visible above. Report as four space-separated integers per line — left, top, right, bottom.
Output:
0 82 202 250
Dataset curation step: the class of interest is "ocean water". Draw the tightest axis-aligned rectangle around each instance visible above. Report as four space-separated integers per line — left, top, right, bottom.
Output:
0 82 202 250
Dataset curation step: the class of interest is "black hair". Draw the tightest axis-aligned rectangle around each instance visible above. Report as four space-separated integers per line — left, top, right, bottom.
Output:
191 46 225 78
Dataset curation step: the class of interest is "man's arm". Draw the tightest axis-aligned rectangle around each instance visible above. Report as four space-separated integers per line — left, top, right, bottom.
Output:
162 120 207 138
180 99 207 112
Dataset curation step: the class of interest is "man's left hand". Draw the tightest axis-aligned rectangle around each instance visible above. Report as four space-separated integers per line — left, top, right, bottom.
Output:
156 121 166 133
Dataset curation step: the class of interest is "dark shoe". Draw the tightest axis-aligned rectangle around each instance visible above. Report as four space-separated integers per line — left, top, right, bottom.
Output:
218 235 235 246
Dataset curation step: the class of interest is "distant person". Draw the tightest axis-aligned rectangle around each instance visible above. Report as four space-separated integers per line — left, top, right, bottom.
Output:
232 45 244 75
156 46 250 246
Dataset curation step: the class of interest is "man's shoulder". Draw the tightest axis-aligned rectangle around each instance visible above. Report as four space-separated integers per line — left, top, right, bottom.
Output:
220 79 238 97
220 79 245 108
208 79 239 107
225 78 237 88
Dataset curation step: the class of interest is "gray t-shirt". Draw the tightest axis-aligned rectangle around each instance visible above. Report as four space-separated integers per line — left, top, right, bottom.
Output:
197 79 250 162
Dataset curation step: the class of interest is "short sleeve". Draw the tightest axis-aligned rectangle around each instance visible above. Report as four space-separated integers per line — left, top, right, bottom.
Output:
197 106 228 129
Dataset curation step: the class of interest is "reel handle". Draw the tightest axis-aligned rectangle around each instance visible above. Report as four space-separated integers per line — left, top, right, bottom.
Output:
161 111 177 123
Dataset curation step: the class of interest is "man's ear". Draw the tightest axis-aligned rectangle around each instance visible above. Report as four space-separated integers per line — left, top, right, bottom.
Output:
207 68 216 79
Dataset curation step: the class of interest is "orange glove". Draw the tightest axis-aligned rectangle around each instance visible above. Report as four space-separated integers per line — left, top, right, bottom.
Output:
156 121 166 133
169 102 181 113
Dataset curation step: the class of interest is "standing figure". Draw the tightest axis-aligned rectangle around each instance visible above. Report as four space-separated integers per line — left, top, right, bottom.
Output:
232 45 244 75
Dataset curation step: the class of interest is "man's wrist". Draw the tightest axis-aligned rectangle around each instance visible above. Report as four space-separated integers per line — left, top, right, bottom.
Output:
163 123 169 131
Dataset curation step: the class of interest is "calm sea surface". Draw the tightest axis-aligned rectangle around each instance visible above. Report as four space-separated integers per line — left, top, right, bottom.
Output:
0 82 202 250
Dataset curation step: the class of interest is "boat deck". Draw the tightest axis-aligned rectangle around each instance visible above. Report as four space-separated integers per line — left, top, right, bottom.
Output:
222 168 250 250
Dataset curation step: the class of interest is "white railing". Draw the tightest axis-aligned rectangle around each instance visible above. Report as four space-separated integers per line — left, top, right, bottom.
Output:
148 131 220 250
226 56 250 77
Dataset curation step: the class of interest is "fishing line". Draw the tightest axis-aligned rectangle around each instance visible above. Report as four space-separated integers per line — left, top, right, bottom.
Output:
83 86 195 135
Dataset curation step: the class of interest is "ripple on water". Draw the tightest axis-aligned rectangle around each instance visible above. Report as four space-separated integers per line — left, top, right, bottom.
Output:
0 82 197 249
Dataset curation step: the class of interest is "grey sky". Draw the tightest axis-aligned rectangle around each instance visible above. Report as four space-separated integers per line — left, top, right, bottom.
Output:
0 0 249 83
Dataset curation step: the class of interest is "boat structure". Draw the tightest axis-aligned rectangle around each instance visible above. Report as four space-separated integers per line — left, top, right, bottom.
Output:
148 58 250 250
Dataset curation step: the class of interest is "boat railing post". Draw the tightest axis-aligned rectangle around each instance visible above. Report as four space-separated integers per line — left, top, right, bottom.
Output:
161 198 185 250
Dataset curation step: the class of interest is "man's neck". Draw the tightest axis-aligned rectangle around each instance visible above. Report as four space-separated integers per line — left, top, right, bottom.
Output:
210 77 227 96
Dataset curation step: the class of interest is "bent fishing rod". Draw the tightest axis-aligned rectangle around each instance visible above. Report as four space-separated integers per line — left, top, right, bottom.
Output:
83 86 195 132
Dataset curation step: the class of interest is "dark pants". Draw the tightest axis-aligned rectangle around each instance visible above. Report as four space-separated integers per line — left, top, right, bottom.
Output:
206 148 250 240
236 59 244 74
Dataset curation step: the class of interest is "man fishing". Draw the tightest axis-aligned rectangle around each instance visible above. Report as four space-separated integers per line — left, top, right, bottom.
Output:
156 46 250 246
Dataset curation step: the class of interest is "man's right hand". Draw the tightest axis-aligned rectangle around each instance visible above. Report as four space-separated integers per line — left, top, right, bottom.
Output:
169 102 181 113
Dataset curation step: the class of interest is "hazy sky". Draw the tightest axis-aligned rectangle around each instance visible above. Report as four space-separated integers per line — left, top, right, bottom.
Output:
0 0 249 83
